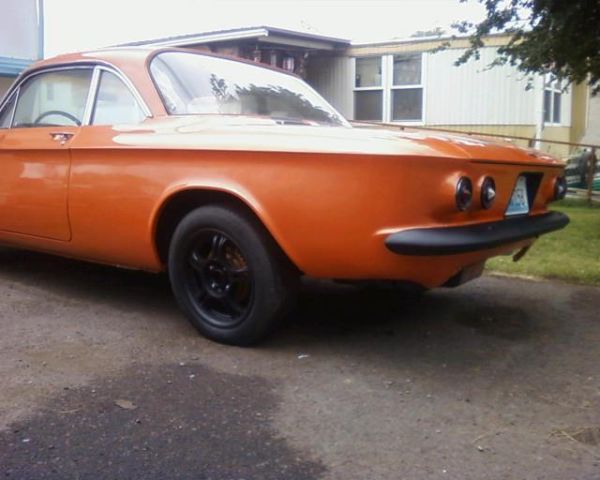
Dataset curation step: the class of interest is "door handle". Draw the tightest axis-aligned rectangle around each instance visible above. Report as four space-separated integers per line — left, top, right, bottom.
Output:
50 132 74 145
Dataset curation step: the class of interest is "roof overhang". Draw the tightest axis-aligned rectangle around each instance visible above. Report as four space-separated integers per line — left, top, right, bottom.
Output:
124 26 350 52
149 27 270 48
255 33 340 51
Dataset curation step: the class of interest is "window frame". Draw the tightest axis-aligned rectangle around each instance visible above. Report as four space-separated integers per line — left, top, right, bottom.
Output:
353 53 426 124
353 56 385 122
147 50 349 126
88 67 148 126
0 90 18 129
389 53 425 123
12 66 96 128
543 76 563 126
0 63 152 130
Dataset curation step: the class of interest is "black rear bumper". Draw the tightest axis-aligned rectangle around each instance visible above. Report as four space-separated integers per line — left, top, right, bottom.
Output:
385 211 569 256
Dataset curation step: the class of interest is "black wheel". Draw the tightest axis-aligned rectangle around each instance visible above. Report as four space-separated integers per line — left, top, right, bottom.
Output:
168 205 297 346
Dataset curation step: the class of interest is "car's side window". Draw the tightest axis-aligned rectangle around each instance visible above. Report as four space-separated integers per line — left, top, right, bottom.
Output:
0 93 17 129
91 71 145 125
12 69 93 128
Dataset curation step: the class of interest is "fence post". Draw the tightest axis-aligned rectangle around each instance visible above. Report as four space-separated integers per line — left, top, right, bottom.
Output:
587 147 597 205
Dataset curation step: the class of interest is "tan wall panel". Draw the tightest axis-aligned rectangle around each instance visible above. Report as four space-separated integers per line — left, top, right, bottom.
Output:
541 126 573 159
347 34 512 57
570 83 589 144
582 95 600 146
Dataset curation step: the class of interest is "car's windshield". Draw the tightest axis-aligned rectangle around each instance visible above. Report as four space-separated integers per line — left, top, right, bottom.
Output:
150 51 348 127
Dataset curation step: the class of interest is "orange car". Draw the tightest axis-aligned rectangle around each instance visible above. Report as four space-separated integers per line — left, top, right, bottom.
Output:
0 47 569 345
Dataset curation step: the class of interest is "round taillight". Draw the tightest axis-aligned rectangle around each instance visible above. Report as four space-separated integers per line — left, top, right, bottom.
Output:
455 177 473 211
480 177 496 209
554 176 567 200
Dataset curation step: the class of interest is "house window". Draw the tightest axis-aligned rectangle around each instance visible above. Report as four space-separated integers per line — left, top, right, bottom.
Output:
354 57 383 121
391 54 423 121
353 54 424 122
544 77 562 125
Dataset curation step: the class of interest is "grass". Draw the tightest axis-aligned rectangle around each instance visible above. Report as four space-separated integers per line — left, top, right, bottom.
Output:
486 199 600 286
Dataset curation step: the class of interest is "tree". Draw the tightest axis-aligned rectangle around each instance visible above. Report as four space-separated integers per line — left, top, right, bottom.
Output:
411 27 446 38
453 0 600 92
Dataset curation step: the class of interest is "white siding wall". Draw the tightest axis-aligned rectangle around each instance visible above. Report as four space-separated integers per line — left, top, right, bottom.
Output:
307 55 354 119
307 45 574 130
425 47 538 125
0 0 40 60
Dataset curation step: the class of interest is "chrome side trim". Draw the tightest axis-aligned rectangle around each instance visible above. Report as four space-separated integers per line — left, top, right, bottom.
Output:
1 65 94 128
0 61 153 129
82 67 101 126
8 88 18 127
0 89 18 128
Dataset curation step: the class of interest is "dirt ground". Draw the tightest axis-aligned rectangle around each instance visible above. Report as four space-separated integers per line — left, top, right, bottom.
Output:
0 247 598 480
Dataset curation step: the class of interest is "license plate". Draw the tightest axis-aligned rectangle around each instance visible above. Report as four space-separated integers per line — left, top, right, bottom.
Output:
506 176 529 216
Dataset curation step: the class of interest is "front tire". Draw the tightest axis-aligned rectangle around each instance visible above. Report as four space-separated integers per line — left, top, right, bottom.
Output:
168 205 297 346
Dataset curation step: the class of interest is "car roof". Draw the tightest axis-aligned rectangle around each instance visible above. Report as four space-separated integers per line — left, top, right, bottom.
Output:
13 47 302 118
27 47 299 78
30 47 159 71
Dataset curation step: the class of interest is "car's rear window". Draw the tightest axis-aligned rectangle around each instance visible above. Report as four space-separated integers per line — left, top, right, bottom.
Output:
150 51 347 127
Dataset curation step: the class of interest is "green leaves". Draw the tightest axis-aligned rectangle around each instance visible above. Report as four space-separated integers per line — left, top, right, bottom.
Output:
454 0 600 93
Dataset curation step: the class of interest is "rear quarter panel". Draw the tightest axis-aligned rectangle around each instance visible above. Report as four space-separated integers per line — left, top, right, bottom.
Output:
59 124 563 288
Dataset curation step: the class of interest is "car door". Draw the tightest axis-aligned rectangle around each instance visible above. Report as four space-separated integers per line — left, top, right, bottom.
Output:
0 67 93 241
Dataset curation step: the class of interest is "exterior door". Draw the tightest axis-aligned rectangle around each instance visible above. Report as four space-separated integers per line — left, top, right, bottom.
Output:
0 68 92 241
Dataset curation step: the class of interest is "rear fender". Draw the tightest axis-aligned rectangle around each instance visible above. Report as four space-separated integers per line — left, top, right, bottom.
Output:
150 181 301 269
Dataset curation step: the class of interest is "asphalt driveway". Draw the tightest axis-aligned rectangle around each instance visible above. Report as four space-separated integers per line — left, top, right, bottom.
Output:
0 247 598 479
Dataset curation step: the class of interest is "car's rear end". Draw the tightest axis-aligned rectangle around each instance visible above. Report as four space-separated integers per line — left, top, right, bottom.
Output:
364 132 569 288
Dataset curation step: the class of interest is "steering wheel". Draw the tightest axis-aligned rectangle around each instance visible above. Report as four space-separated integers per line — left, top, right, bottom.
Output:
34 110 81 126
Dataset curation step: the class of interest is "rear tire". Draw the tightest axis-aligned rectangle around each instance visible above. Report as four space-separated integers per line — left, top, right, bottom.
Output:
168 205 297 346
